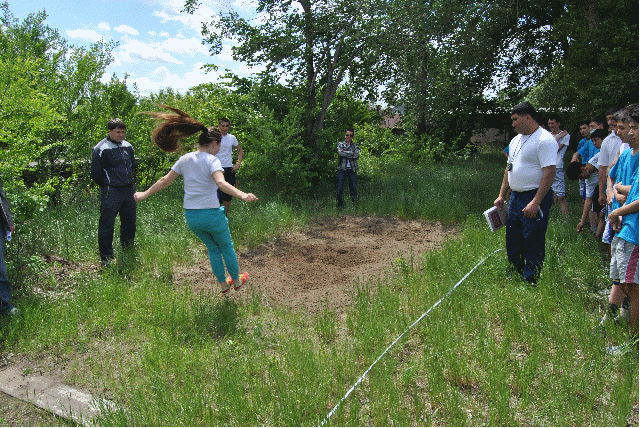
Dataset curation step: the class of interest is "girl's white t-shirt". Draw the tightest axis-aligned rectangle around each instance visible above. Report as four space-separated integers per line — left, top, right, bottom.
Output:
171 151 223 209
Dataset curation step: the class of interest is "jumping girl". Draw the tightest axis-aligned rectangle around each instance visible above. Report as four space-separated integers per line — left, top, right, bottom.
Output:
134 105 258 293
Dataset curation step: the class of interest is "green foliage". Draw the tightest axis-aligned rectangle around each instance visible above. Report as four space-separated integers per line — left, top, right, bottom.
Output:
0 55 62 220
0 4 129 212
188 0 391 154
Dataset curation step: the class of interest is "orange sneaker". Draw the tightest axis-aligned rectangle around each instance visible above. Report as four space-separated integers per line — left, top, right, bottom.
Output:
221 282 231 294
226 272 249 291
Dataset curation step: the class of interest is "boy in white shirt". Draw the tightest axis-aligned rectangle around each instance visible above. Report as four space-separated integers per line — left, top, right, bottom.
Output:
547 114 570 217
216 118 244 216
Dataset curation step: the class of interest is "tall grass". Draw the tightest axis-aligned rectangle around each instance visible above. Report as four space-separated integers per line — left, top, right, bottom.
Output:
0 151 636 426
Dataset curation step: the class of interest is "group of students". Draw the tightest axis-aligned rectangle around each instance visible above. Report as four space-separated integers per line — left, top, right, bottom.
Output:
567 104 639 353
498 103 637 353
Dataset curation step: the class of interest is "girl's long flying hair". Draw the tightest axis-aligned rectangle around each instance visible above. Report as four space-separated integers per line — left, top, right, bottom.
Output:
142 105 221 153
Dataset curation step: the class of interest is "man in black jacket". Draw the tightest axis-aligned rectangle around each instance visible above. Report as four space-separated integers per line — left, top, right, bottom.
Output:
91 118 136 264
0 174 17 315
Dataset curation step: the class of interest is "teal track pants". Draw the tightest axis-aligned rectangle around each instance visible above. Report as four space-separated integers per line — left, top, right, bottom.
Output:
184 208 239 283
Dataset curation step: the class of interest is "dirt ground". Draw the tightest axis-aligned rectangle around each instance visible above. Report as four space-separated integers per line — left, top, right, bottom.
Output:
176 214 452 316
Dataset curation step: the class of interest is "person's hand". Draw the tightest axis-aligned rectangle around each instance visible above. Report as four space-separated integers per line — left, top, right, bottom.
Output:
242 193 258 203
606 189 614 206
609 211 622 232
522 201 541 219
614 187 627 205
494 196 505 209
133 192 144 202
598 193 606 207
576 220 585 232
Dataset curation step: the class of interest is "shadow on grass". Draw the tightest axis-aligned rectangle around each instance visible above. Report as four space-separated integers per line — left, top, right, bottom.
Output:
194 298 241 340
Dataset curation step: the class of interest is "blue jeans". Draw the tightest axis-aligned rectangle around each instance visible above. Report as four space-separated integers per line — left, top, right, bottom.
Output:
337 169 357 208
506 189 553 284
184 208 239 283
0 224 13 313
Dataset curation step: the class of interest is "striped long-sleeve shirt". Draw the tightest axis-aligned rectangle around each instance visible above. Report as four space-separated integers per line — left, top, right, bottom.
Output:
337 141 360 172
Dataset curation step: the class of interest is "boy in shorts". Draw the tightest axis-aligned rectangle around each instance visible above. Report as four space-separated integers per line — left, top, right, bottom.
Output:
216 118 244 216
574 129 607 235
572 120 598 229
601 106 639 330
548 114 570 217
606 173 638 353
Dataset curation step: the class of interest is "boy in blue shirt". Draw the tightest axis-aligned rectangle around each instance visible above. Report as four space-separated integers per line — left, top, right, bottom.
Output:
606 174 638 354
572 121 597 228
601 106 639 336
574 129 606 235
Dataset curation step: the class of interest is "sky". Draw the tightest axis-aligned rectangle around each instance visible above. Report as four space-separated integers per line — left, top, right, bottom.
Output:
8 0 265 95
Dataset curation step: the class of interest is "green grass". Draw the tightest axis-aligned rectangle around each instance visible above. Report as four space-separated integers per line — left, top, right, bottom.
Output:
0 151 637 426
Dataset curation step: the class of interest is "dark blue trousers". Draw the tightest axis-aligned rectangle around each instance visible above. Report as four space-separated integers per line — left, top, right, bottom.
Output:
337 169 357 208
99 185 136 262
506 189 553 284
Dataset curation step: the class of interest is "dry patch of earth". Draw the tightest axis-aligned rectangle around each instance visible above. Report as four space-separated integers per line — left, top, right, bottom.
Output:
175 214 453 316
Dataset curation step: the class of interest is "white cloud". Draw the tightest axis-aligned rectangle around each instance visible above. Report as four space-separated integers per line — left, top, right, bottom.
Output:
160 31 170 37
130 62 224 94
114 25 140 35
253 11 270 25
236 62 266 76
232 0 258 13
161 36 210 55
111 34 211 67
152 2 218 34
98 22 110 31
113 39 183 65
66 29 103 42
216 43 235 62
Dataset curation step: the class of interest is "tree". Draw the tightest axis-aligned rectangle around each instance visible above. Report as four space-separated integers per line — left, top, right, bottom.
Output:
382 0 517 156
520 0 638 120
383 0 637 159
184 0 391 162
0 3 131 207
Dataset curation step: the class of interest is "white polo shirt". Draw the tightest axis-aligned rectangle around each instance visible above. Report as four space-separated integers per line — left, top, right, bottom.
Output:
554 132 570 168
507 127 557 192
598 131 622 168
217 133 239 168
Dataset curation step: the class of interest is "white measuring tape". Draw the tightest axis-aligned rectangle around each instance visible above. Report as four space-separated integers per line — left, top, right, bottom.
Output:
320 248 503 426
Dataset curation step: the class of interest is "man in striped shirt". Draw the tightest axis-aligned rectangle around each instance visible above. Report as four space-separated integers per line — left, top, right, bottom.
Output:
336 129 360 209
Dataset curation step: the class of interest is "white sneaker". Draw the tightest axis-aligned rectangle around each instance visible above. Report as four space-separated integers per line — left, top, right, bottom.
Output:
8 307 19 316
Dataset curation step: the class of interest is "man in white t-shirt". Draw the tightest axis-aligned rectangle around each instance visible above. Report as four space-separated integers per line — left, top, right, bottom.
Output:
547 114 570 217
494 102 557 285
597 111 623 208
216 118 244 215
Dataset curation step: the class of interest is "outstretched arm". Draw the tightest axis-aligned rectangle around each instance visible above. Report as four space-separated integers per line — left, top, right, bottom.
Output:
134 170 179 202
213 170 258 203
